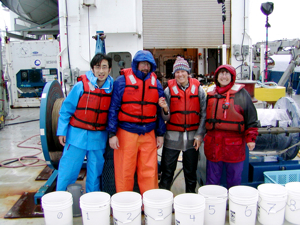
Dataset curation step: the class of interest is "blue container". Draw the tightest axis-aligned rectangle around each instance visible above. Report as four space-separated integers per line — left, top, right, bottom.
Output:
268 71 300 93
264 169 300 185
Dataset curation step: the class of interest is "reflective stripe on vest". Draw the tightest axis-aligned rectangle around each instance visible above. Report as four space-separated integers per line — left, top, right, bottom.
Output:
166 78 200 131
118 68 159 123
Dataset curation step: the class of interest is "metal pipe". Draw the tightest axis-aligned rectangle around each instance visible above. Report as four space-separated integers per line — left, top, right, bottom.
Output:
258 127 300 135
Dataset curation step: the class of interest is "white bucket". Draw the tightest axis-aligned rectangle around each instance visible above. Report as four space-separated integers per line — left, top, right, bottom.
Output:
79 191 111 225
174 193 206 225
41 191 73 225
257 183 287 225
143 189 173 225
198 185 228 225
229 185 258 225
285 182 300 224
111 191 142 225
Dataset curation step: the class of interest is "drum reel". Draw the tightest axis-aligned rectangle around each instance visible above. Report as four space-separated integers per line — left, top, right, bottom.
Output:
40 80 64 170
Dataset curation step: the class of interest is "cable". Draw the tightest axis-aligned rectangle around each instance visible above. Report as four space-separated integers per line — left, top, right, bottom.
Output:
171 168 183 188
5 115 20 121
5 119 39 126
0 134 46 168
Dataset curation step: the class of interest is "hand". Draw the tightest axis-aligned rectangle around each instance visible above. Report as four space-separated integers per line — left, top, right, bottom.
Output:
58 136 66 146
247 142 256 151
158 97 168 114
156 136 164 149
193 139 201 150
109 136 120 150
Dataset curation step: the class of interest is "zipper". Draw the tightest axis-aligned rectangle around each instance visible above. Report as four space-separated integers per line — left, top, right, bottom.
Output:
141 79 145 122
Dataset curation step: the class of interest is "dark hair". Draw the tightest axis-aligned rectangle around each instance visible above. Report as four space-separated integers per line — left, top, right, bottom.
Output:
90 53 112 69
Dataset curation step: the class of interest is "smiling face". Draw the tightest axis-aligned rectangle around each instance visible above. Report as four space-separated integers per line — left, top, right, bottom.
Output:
175 70 189 86
92 59 111 82
217 68 232 87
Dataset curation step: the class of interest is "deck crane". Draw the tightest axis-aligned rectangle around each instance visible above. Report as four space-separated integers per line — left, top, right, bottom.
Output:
252 38 300 86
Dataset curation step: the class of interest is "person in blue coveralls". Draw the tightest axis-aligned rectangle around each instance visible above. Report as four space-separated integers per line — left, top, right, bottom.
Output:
56 53 113 192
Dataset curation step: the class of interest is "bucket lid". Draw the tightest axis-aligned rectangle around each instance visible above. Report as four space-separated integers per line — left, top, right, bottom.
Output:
143 189 173 204
111 191 141 208
229 185 258 199
80 191 110 205
174 193 205 208
42 191 73 205
258 183 287 197
198 185 227 198
285 182 300 196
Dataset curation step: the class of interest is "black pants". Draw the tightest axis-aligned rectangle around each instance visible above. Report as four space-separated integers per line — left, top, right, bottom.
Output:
159 147 199 193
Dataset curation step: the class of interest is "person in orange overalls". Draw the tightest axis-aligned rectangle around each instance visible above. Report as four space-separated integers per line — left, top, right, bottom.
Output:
107 50 166 195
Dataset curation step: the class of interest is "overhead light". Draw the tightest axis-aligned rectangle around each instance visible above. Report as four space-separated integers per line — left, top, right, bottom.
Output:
261 2 274 16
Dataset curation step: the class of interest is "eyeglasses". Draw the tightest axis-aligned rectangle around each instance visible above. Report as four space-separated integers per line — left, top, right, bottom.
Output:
139 62 151 68
94 65 109 70
218 70 231 76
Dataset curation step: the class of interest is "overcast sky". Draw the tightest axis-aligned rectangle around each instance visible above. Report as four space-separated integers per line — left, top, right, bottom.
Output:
249 0 300 44
1 1 299 44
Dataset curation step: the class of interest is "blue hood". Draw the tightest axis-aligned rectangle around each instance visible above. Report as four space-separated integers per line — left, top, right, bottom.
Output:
131 50 157 80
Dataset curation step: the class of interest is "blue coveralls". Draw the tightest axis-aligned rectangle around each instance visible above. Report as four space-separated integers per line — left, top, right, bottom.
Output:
56 71 113 192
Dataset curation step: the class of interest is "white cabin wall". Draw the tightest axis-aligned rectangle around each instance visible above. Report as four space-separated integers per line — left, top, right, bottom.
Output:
58 0 250 78
231 0 252 78
58 0 143 74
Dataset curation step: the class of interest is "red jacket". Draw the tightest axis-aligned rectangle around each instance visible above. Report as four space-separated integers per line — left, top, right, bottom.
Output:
167 78 200 131
118 68 159 123
70 75 111 130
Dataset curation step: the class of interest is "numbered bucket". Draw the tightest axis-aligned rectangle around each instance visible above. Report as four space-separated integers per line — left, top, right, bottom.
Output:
143 189 173 225
174 193 206 225
198 185 228 225
111 191 142 225
79 192 110 225
285 182 300 224
257 183 287 225
229 185 258 225
41 191 73 225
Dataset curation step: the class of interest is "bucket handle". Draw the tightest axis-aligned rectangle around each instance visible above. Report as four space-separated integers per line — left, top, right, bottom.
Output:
207 196 227 200
113 212 141 224
145 211 172 221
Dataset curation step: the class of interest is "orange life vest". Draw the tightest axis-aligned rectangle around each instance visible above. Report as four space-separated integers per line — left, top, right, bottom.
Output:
118 68 159 123
167 78 200 131
206 84 245 132
69 75 111 130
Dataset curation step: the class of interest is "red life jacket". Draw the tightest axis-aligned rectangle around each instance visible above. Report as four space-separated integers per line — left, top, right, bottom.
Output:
166 78 200 131
69 75 111 130
206 84 245 132
118 68 159 123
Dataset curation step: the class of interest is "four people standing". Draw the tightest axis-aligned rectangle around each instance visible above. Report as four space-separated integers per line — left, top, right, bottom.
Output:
57 51 258 193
